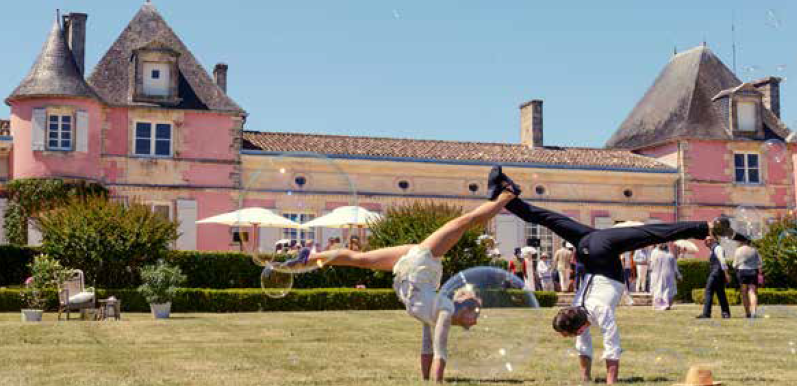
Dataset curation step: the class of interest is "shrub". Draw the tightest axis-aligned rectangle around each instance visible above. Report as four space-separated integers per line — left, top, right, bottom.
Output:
0 245 39 287
20 254 68 310
0 288 557 312
753 215 797 288
37 196 179 288
692 288 797 305
368 201 490 285
138 261 187 304
676 259 710 302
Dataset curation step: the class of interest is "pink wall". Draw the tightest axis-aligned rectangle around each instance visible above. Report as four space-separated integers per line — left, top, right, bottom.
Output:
104 108 128 156
179 113 236 160
10 98 104 180
685 140 731 182
638 141 677 159
194 191 238 251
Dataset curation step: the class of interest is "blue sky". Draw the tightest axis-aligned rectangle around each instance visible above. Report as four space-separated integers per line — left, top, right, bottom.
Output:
1 1 795 147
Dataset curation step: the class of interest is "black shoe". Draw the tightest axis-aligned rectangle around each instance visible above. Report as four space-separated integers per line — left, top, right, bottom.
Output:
695 314 710 319
487 165 504 200
722 313 731 319
711 216 734 238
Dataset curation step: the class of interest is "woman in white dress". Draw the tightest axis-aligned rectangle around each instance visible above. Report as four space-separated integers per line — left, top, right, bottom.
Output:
280 185 519 382
649 243 681 310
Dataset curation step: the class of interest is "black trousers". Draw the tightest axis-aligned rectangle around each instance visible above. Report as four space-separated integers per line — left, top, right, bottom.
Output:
702 273 731 317
505 198 710 283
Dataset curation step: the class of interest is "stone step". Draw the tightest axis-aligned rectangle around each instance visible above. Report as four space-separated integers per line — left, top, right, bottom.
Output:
554 292 653 307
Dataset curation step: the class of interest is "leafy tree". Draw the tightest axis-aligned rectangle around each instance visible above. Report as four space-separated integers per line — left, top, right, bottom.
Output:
367 201 490 284
754 215 797 288
36 196 179 288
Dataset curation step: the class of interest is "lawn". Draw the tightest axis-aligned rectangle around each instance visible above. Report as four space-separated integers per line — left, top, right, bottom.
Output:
1 305 796 385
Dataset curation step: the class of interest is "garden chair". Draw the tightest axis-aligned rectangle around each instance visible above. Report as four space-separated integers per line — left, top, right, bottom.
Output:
57 269 95 321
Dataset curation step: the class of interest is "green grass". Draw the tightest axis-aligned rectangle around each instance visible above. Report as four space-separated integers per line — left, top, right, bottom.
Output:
0 305 796 385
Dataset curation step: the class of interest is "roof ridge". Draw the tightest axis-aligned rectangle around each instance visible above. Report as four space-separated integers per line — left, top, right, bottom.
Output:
242 130 656 155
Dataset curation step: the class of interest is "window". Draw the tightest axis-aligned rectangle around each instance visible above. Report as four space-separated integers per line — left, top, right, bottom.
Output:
144 203 172 220
134 122 172 157
47 114 72 151
143 62 170 96
737 101 757 132
282 213 316 244
525 223 554 257
398 180 410 190
734 153 760 184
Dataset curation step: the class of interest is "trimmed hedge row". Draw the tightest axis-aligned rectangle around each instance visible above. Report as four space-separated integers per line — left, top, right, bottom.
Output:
676 259 710 302
691 288 797 305
0 288 558 313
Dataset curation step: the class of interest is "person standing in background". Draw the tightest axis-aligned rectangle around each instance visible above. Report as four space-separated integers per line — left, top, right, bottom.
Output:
733 238 763 318
554 242 574 292
537 253 555 291
697 236 732 319
633 247 650 293
649 243 681 310
521 246 537 291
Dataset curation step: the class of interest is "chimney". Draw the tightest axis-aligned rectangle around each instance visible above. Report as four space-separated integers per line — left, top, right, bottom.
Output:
752 76 781 118
63 13 88 76
520 100 543 147
214 63 228 93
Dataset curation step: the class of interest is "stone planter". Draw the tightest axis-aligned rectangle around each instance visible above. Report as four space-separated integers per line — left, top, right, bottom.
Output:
150 302 172 319
21 309 43 322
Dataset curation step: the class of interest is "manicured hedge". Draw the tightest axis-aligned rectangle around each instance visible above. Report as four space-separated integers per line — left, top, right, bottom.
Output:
676 259 710 302
692 288 797 305
0 288 557 313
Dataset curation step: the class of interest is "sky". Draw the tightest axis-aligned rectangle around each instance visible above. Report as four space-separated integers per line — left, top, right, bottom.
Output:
1 1 796 148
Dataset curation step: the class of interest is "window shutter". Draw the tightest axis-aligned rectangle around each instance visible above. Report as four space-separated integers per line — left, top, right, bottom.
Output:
76 110 89 152
31 108 46 151
176 199 197 250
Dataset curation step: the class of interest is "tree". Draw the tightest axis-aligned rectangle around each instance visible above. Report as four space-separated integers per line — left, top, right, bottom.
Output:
754 215 797 288
36 196 179 288
368 201 490 284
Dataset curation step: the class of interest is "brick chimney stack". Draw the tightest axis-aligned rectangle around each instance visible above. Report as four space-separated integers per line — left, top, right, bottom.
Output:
752 76 781 118
214 63 228 93
520 100 543 147
63 13 88 76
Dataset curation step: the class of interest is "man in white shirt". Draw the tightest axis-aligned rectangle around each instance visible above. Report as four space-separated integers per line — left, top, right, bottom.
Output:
633 248 650 293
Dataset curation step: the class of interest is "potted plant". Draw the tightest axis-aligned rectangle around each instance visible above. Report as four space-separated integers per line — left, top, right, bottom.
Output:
21 254 67 322
138 260 186 319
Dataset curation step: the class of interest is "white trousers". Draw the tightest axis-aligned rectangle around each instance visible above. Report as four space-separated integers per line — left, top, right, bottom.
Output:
558 269 571 292
636 265 648 292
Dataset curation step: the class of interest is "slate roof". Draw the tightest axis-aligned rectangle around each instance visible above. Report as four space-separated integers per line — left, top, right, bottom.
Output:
87 3 244 113
243 131 675 172
6 17 98 103
605 46 790 149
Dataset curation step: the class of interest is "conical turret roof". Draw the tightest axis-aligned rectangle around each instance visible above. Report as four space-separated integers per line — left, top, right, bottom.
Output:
6 16 98 104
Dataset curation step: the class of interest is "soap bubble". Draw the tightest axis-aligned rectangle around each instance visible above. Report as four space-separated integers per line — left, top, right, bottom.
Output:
238 152 359 298
762 139 788 163
733 205 764 240
441 267 541 377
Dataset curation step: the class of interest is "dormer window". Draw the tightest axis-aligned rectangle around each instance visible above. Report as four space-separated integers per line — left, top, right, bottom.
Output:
132 43 181 105
143 62 170 96
737 101 757 132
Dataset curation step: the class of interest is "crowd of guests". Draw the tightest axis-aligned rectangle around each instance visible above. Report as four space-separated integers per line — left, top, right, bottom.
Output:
496 236 763 316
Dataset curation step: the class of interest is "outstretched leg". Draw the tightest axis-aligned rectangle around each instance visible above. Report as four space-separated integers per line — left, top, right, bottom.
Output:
597 222 710 255
420 190 516 257
302 245 415 271
505 198 595 245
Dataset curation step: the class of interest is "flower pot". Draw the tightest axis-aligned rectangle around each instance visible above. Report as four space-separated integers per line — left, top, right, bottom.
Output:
21 309 43 322
150 302 172 319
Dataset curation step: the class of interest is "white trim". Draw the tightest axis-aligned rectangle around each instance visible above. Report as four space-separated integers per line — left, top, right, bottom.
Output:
133 120 173 157
733 152 761 184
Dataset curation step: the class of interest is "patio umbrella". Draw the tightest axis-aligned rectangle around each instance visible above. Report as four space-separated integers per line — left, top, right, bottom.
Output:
196 207 302 228
674 239 699 253
197 208 303 254
300 206 382 229
612 220 645 228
